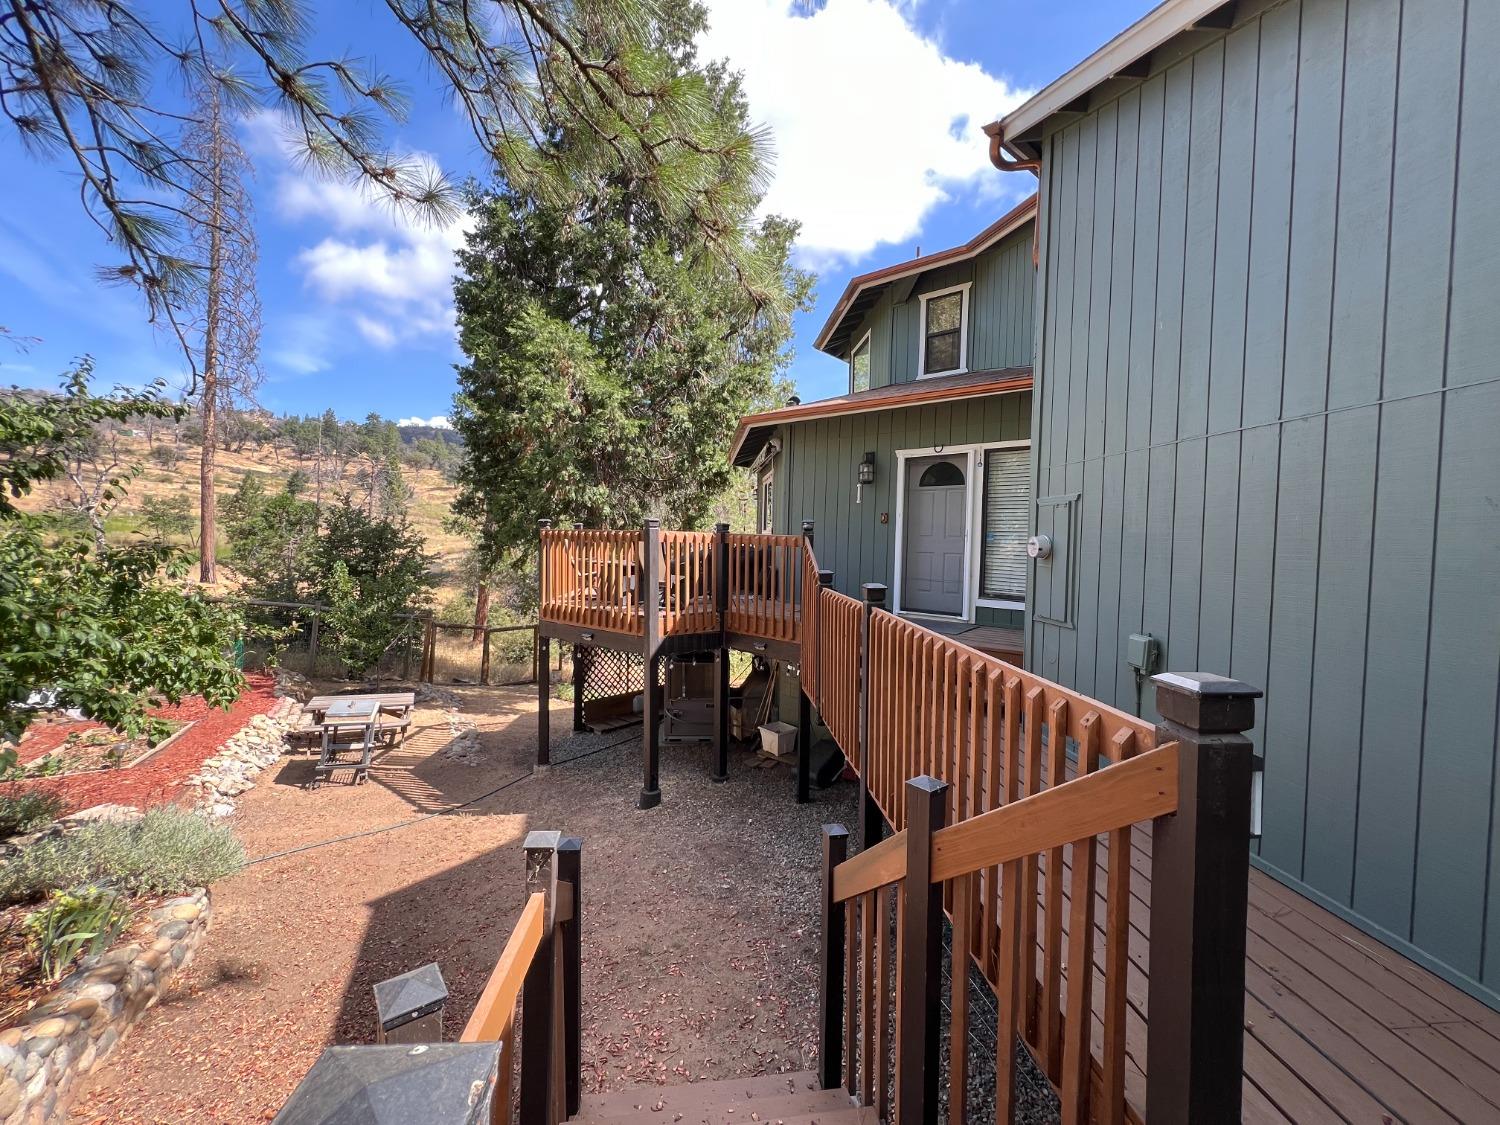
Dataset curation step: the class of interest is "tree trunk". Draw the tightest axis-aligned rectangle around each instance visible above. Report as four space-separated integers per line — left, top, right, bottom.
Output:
472 580 490 643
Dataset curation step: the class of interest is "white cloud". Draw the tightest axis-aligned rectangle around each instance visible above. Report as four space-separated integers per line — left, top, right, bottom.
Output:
398 415 452 429
247 111 468 349
697 0 1034 263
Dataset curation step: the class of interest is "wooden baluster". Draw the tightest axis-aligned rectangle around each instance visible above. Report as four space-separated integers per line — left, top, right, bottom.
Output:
1020 686 1044 1044
995 676 1024 1121
982 667 1004 978
950 870 971 1125
875 883 892 1123
1040 696 1070 1080
1061 713 1100 1124
845 897 857 1097
861 890 875 1105
497 1027 516 1125
1101 727 1136 1125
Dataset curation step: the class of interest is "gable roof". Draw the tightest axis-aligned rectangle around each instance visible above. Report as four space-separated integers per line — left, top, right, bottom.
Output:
814 196 1038 360
730 366 1032 468
988 0 1237 162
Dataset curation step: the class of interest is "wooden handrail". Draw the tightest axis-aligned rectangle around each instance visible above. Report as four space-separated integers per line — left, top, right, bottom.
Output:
459 892 547 1043
832 829 908 902
928 743 1179 883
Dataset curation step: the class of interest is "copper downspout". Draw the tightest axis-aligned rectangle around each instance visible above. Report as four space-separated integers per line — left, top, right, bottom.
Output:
981 121 1043 266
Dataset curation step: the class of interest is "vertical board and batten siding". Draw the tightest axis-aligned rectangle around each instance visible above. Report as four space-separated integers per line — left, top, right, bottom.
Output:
842 225 1036 390
772 392 1032 629
1026 0 1500 1008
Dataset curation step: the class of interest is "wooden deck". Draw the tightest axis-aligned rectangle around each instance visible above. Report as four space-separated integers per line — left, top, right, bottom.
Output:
1051 819 1500 1123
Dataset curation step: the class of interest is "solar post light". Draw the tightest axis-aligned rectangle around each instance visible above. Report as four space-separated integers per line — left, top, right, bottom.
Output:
273 1043 500 1125
373 962 448 1045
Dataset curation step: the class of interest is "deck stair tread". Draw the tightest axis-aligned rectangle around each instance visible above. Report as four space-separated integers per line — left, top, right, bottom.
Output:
568 1072 872 1124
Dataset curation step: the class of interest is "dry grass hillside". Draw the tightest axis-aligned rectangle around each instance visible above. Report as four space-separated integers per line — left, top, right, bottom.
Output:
15 429 472 601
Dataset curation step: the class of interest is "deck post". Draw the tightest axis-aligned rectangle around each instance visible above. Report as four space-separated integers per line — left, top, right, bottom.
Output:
858 583 888 850
712 522 731 783
898 776 946 1124
571 645 587 732
1146 672 1262 1125
520 830 560 1124
556 836 583 1119
818 823 849 1090
639 519 663 809
536 520 552 770
795 521 816 803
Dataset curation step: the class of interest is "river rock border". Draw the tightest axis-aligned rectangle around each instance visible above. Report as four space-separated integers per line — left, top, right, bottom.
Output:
0 889 211 1125
186 696 300 817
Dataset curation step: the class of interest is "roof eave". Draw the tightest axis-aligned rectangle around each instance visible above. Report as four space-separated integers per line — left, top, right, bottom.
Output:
992 0 1234 154
812 196 1038 357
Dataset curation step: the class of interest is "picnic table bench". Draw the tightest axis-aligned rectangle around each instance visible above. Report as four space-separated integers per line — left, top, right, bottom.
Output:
288 693 417 778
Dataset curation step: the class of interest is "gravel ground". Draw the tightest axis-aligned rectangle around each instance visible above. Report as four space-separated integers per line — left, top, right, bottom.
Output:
67 684 859 1123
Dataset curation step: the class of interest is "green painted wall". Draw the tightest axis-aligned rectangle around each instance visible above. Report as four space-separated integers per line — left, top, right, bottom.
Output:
1027 0 1500 1008
769 391 1032 629
846 224 1036 391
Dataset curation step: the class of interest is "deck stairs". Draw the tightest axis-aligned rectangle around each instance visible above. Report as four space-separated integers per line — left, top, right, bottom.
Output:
566 1071 877 1124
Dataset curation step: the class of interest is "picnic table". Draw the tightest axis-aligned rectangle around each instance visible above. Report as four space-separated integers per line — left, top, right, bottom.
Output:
297 692 416 786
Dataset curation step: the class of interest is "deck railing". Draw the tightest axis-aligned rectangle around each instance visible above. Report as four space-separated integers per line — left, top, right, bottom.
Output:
461 831 583 1125
808 589 1257 1123
537 522 806 645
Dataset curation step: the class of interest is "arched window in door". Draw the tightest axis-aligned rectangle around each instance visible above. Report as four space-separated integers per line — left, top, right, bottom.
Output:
917 461 965 487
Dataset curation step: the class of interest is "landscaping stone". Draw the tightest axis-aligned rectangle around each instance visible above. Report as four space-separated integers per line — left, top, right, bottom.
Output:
184 695 299 817
0 889 211 1125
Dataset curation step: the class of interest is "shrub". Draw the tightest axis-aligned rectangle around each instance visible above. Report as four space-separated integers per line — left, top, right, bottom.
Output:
0 808 244 904
0 791 64 838
24 885 129 982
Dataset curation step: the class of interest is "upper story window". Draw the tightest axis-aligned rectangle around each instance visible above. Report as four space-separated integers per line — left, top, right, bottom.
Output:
918 284 970 378
850 332 871 393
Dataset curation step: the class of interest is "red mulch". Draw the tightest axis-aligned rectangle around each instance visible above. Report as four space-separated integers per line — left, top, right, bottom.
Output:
6 675 279 814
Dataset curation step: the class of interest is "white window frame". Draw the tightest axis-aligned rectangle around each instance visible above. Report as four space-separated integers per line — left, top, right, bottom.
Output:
916 282 971 379
890 438 1030 622
974 441 1032 612
757 464 775 533
849 330 872 394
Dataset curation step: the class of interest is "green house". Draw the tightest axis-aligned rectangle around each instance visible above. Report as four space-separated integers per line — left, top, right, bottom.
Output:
732 196 1038 664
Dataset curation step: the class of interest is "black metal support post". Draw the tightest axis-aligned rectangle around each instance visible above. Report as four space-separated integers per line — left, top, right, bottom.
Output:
519 831 560 1123
858 583 888 850
818 823 849 1090
1146 672 1262 1125
897 777 946 1125
712 522 731 783
571 645 587 732
795 521 816 804
556 836 582 1119
639 519 663 809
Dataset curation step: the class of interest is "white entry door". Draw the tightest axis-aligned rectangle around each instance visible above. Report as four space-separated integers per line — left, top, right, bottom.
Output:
902 456 968 616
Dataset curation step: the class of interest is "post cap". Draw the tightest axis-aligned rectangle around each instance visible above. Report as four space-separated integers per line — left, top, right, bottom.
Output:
523 829 563 852
861 582 889 605
715 521 730 533
274 1043 500 1125
1152 672 1262 734
905 773 947 796
537 518 552 528
372 963 448 1032
801 519 815 535
644 517 660 528
817 569 835 585
822 823 850 840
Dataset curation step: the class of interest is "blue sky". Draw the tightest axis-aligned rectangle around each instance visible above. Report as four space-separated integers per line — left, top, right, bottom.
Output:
0 0 1154 424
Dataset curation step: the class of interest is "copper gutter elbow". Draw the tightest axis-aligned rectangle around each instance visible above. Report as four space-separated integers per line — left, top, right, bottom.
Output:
983 121 1041 174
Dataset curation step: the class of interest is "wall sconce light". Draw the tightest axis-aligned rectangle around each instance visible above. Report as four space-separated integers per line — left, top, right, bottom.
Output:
856 452 875 504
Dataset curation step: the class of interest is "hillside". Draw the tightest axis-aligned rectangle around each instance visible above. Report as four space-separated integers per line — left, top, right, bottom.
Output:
14 430 473 602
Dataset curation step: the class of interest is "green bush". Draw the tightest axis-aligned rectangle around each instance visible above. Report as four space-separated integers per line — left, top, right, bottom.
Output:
0 807 244 904
0 791 64 838
24 885 129 982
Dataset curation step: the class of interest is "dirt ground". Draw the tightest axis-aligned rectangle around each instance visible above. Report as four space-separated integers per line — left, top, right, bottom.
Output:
68 684 856 1124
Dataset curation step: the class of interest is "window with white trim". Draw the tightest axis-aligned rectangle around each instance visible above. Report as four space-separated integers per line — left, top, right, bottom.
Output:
850 333 871 393
979 447 1028 603
919 285 969 377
